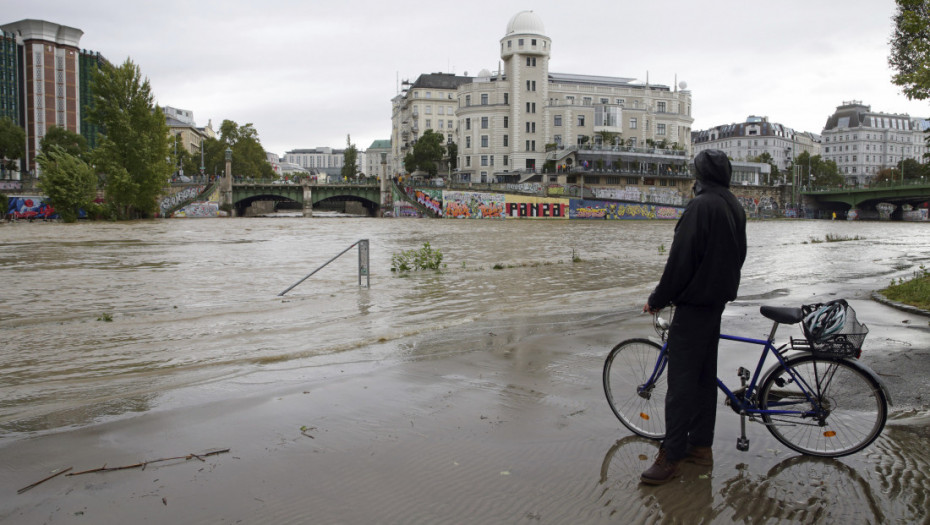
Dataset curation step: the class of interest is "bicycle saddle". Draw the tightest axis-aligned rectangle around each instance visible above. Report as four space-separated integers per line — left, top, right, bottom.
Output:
760 306 804 325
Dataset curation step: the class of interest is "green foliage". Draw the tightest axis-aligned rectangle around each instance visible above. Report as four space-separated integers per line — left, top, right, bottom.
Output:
889 0 930 101
341 135 359 180
391 242 444 273
0 116 25 173
36 147 97 222
216 120 275 179
97 312 113 322
404 130 445 176
87 58 172 219
884 265 930 310
40 126 89 160
446 141 458 171
0 192 7 216
794 151 843 187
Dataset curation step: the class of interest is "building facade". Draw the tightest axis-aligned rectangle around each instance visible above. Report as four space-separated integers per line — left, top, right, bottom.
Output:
283 147 346 178
390 11 695 185
820 101 926 185
0 19 85 178
692 115 820 174
365 139 391 180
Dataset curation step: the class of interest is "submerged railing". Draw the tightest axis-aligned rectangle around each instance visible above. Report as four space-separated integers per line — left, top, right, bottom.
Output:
278 239 370 296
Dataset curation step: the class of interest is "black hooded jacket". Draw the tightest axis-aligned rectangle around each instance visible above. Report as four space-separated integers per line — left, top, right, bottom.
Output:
648 151 747 309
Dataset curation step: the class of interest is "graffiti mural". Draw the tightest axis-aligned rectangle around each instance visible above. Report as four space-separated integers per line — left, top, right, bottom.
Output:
0 180 22 191
172 201 218 218
160 185 206 215
503 195 569 219
6 196 58 220
393 200 421 218
441 191 505 219
505 182 542 194
414 188 443 216
569 199 683 220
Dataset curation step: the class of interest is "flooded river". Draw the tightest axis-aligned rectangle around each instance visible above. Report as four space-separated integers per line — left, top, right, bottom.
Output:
2 217 930 523
1 218 928 435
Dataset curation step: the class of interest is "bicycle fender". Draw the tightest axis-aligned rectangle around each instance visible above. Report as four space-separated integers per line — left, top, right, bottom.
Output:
840 357 894 406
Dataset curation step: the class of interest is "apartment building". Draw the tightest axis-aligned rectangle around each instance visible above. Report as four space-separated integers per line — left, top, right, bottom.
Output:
692 116 820 173
821 101 925 185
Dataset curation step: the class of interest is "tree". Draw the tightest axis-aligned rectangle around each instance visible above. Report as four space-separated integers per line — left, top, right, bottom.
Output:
87 58 172 219
403 129 444 176
748 152 780 185
792 151 843 188
40 126 89 160
446 141 458 171
0 117 25 175
889 0 930 101
36 147 97 222
215 120 275 180
341 134 359 180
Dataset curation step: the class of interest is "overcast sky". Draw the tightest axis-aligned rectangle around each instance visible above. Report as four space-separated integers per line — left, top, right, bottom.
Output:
4 0 927 156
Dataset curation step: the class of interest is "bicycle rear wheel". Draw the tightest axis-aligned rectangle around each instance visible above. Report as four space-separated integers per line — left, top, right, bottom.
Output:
603 338 666 439
759 354 887 457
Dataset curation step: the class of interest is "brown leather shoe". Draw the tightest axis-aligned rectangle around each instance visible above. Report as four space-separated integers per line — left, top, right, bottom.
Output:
685 445 713 466
640 448 681 485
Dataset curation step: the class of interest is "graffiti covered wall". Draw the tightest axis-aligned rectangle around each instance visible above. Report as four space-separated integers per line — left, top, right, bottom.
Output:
6 196 58 220
569 199 683 220
173 201 219 218
503 195 569 219
442 191 505 219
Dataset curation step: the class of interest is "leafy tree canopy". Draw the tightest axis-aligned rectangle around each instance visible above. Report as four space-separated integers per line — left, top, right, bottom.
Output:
889 0 930 100
36 146 97 222
86 58 172 219
403 130 445 176
341 134 359 180
40 126 89 160
214 120 275 179
0 117 25 172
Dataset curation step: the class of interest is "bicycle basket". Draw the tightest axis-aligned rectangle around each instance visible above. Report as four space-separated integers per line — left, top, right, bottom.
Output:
800 300 869 358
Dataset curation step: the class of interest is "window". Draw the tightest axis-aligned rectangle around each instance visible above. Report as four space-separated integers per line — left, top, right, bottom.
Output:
481 93 488 105
526 57 536 66
465 95 471 107
531 39 536 45
583 97 592 106
566 95 575 105
577 135 585 144
503 116 509 128
657 123 666 136
630 118 637 129
425 119 431 129
503 135 509 147
425 105 432 115
447 120 453 129
525 102 536 113
481 155 488 166
519 38 524 46
481 135 488 147
600 98 609 104
438 106 444 115
578 115 585 126
526 80 536 91
439 120 444 129
617 98 625 105
554 115 562 126
466 156 471 167
504 93 509 104
465 118 471 130
657 101 666 113
466 136 471 148
554 134 562 145
504 155 509 166
481 117 489 129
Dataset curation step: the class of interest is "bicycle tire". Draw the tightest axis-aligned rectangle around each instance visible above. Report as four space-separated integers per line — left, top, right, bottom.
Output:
603 338 666 440
759 354 887 457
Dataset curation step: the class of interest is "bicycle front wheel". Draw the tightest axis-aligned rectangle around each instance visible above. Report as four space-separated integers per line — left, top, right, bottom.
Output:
603 338 666 440
759 354 887 457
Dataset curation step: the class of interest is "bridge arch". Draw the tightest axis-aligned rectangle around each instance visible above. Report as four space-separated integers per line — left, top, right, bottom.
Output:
230 182 382 217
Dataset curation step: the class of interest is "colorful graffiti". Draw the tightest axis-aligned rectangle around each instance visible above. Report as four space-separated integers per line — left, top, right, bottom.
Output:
442 191 505 219
6 196 58 220
393 200 421 218
505 182 542 194
0 180 22 191
569 199 683 220
414 189 443 216
172 201 219 218
503 195 568 219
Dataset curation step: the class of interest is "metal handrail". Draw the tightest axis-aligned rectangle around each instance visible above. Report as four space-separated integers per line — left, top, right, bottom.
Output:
278 239 369 296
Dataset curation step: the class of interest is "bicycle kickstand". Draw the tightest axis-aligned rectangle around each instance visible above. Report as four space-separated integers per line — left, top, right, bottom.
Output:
737 412 750 451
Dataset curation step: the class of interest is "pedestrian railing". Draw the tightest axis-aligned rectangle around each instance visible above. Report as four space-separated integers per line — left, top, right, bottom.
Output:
278 239 370 296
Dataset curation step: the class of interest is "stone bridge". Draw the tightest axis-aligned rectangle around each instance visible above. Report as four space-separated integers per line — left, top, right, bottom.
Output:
231 181 381 217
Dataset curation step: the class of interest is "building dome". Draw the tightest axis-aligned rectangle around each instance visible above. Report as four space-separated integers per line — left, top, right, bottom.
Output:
506 11 545 36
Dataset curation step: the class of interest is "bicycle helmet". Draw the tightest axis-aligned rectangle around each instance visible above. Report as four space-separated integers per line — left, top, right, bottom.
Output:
803 302 846 342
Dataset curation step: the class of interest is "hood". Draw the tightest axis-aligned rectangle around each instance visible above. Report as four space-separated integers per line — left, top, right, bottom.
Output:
694 150 732 188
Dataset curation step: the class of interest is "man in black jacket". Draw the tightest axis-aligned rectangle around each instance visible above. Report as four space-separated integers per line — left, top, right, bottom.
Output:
640 149 747 485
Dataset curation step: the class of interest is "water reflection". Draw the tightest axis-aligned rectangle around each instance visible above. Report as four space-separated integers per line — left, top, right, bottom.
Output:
598 420 930 524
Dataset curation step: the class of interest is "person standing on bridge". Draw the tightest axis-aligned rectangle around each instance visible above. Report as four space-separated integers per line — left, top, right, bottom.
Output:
640 149 747 485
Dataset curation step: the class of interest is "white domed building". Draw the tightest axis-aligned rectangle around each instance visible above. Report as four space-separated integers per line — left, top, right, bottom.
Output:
392 11 695 190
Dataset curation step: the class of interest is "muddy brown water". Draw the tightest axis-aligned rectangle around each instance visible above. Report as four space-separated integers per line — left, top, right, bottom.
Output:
1 218 929 523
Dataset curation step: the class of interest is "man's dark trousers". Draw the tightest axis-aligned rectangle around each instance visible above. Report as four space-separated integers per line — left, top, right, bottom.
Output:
663 303 725 462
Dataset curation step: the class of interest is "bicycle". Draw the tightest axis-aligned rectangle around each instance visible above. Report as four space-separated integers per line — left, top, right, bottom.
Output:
603 300 891 457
